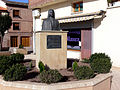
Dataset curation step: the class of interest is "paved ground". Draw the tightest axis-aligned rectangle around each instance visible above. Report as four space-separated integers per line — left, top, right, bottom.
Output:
25 53 36 60
25 54 120 90
111 67 120 90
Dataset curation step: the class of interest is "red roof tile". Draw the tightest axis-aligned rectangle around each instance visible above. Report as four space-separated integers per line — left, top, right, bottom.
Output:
0 6 7 10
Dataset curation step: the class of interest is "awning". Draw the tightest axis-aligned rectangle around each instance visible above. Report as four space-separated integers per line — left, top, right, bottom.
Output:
57 11 105 23
42 10 106 24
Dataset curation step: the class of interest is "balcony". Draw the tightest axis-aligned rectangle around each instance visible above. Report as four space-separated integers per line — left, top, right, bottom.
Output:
29 0 67 9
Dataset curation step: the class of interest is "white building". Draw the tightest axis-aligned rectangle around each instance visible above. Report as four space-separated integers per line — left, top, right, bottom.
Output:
29 0 120 67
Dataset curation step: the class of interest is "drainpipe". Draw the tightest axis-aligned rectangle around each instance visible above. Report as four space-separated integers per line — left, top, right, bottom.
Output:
33 14 36 54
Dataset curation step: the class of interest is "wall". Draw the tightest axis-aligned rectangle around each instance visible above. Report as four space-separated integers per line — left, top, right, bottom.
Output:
67 50 81 59
32 0 108 55
2 3 33 52
34 0 108 31
93 2 120 67
7 6 33 33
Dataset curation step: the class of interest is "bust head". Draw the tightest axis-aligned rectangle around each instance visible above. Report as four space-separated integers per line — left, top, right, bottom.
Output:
48 9 55 18
42 9 60 30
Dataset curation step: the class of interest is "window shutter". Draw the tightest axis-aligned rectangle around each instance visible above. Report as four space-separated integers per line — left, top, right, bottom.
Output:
11 36 18 47
21 37 30 47
81 29 91 59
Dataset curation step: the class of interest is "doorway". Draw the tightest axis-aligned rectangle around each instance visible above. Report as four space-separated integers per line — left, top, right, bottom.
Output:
63 28 92 60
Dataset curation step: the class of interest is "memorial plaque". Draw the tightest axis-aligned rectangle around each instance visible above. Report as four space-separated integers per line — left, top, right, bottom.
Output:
47 35 61 49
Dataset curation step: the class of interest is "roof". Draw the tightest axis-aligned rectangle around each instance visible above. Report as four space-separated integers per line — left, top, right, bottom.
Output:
29 0 67 9
58 11 106 23
5 1 28 7
0 6 7 10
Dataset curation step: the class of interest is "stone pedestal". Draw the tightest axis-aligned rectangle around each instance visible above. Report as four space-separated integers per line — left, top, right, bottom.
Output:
36 31 67 69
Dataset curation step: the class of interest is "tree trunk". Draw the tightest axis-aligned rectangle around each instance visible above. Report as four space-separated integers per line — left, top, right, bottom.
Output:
0 33 3 51
0 38 2 51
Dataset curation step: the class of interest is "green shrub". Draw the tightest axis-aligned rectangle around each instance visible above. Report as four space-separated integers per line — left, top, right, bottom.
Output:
0 56 13 74
72 61 79 71
38 61 45 73
0 55 9 60
89 53 110 63
90 58 112 73
3 64 27 81
107 0 112 3
82 58 90 63
39 69 63 84
10 53 24 63
19 44 24 49
29 61 32 69
74 66 94 80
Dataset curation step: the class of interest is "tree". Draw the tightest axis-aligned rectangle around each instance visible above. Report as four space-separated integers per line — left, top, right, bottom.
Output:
107 0 118 3
0 15 12 51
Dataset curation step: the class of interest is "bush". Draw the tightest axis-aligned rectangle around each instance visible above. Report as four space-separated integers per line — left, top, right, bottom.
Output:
38 61 45 73
82 58 90 63
74 66 94 80
19 44 24 49
39 69 63 84
0 56 13 74
10 53 24 63
3 64 27 81
29 61 32 69
72 61 79 71
0 55 9 60
89 53 110 63
90 58 112 73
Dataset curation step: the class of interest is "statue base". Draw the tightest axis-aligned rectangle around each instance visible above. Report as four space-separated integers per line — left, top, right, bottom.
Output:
35 31 68 69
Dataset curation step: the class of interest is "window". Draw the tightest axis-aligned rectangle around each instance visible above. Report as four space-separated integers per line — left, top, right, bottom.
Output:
21 37 30 47
13 22 20 30
63 29 81 50
73 1 83 12
11 36 18 47
13 10 20 17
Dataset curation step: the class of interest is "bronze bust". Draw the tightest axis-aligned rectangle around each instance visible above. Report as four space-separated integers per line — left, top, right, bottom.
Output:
42 9 60 31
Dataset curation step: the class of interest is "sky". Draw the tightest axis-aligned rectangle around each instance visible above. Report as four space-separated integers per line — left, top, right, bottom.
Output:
8 0 28 3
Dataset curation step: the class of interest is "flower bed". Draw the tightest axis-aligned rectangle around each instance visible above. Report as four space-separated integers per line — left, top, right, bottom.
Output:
0 53 113 90
0 73 112 90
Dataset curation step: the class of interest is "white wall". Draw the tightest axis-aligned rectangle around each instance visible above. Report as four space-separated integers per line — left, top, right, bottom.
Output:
93 3 120 67
0 0 6 8
32 0 108 57
67 50 81 59
33 0 108 31
84 0 108 13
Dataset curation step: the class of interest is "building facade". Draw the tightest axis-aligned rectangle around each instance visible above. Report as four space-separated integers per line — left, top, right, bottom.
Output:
2 0 33 52
0 0 7 15
29 0 120 67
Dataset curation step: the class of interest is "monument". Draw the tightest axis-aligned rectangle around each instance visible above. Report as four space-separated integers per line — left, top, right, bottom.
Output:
42 9 60 30
36 9 67 69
